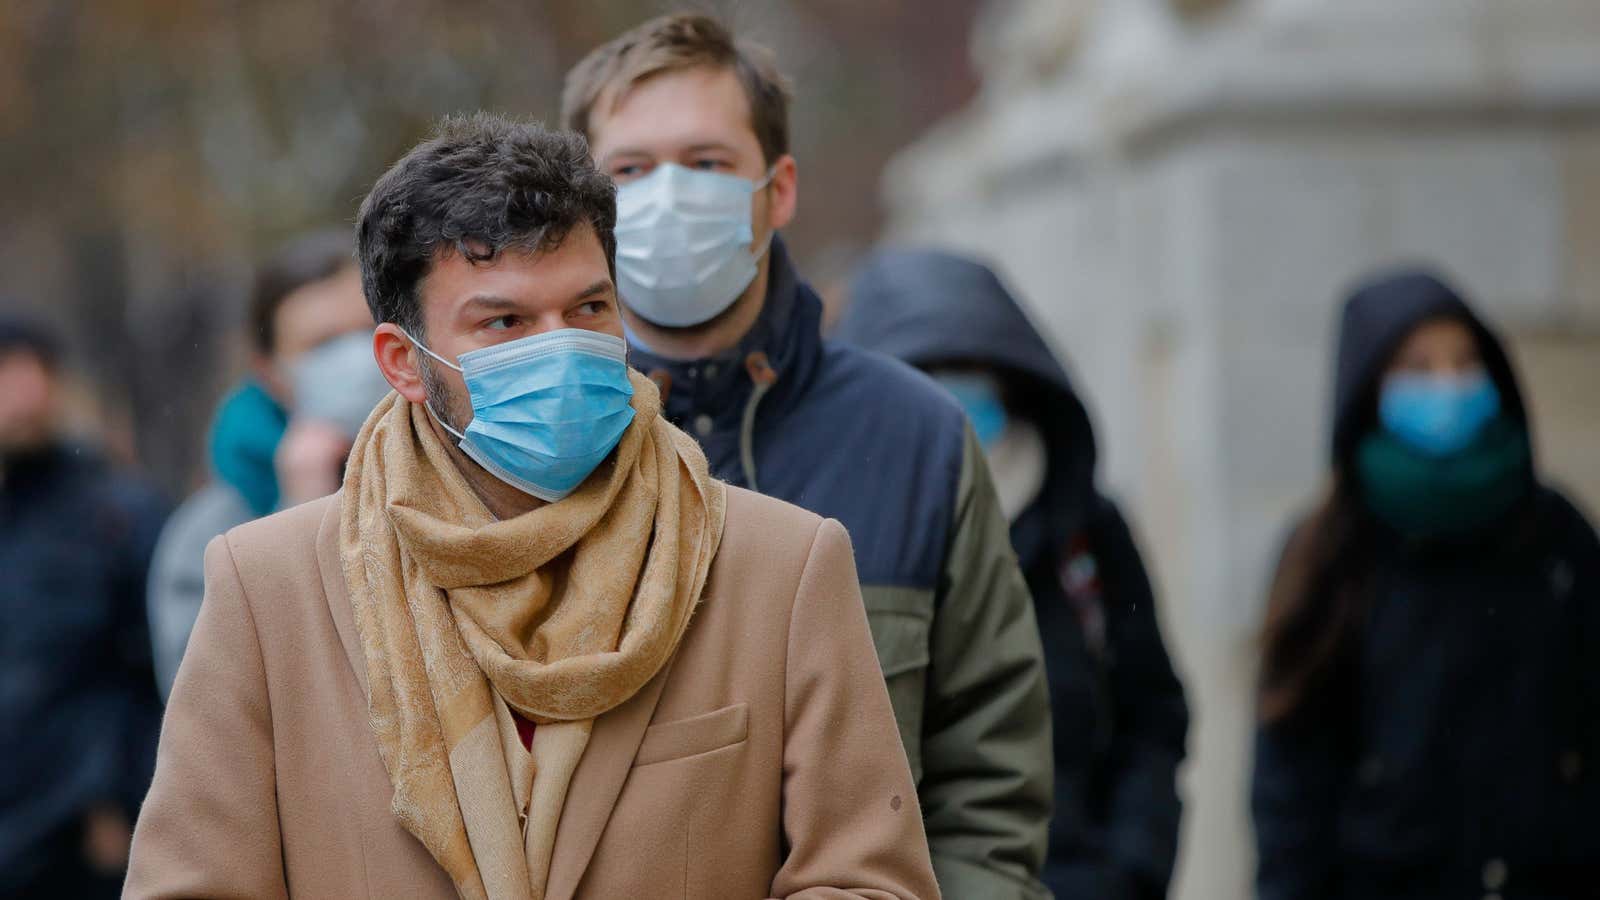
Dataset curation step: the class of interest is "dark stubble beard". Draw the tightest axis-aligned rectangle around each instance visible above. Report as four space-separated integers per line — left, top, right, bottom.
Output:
417 355 471 441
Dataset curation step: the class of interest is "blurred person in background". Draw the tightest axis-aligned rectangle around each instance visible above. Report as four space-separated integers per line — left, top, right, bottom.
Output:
1252 268 1600 900
563 14 1053 897
0 317 168 898
840 249 1190 900
146 230 389 698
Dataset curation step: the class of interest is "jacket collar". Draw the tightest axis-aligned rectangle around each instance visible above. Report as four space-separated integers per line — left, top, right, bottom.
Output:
1 440 85 488
315 493 672 899
627 235 824 433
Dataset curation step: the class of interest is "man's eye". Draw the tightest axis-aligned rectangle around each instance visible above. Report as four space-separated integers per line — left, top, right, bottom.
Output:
612 163 647 179
486 316 519 331
692 159 728 171
575 301 609 317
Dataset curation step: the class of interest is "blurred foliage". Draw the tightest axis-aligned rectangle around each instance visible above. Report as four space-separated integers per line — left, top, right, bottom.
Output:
0 0 981 492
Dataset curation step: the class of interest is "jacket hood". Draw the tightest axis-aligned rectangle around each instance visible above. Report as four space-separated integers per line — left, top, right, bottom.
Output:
837 248 1098 529
1331 267 1529 464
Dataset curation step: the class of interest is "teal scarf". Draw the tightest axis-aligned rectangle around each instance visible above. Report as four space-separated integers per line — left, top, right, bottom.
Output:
208 380 288 517
1356 416 1530 540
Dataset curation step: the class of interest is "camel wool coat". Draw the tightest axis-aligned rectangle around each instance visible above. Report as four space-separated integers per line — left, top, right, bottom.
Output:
124 487 939 900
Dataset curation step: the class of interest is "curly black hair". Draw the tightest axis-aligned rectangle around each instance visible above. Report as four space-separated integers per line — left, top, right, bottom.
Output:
355 112 617 338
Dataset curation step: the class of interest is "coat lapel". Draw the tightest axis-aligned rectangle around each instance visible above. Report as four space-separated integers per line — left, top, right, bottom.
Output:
316 492 369 699
322 487 679 898
542 656 675 900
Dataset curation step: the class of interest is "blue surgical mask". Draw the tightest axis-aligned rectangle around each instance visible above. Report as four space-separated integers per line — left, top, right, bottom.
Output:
406 328 635 502
614 162 775 328
935 372 1008 448
288 330 393 438
1379 369 1501 457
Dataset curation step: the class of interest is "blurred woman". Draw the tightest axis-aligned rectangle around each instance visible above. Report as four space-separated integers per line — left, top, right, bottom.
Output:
1252 269 1600 899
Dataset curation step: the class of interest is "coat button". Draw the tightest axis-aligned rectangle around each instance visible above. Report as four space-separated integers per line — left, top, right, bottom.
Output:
1482 858 1508 890
1560 750 1584 783
693 414 714 436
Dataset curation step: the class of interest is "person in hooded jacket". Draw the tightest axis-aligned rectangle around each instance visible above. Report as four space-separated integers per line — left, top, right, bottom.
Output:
839 249 1190 900
1252 267 1600 900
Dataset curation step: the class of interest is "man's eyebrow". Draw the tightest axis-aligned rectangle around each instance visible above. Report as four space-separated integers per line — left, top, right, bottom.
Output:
599 147 650 166
683 142 737 155
599 142 739 166
460 294 522 312
574 280 614 302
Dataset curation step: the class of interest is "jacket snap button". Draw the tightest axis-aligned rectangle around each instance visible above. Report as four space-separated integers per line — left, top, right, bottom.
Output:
1482 857 1508 890
1560 750 1583 782
694 414 715 437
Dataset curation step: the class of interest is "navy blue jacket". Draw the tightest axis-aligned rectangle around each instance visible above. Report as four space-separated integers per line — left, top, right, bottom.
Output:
630 237 1054 898
0 443 167 891
841 248 1189 900
1253 270 1600 900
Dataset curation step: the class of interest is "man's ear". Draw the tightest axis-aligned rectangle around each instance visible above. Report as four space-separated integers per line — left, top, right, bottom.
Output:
765 153 798 232
373 324 428 404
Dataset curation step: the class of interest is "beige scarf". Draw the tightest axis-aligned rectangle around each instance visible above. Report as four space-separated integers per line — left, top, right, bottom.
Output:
340 371 725 900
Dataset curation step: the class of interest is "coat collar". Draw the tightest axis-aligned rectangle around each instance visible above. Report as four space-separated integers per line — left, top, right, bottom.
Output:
627 235 824 435
317 493 367 698
314 492 673 897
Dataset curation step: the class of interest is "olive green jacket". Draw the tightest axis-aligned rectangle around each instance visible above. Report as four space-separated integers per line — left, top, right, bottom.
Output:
863 428 1054 899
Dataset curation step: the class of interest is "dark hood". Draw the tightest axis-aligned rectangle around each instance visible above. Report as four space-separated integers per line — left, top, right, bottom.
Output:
837 247 1098 532
1331 267 1530 464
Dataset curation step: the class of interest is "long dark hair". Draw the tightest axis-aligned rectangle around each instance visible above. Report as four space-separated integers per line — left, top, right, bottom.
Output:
1258 469 1374 725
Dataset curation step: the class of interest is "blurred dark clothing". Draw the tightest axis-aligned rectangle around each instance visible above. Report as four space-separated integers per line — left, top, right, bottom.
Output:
0 443 167 895
1253 270 1600 900
630 236 1054 898
841 249 1189 900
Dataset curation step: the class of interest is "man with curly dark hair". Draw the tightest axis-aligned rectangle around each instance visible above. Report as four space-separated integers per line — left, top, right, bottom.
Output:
126 113 940 900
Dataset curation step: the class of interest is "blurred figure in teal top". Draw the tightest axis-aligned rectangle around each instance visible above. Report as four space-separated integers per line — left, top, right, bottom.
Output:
147 230 389 698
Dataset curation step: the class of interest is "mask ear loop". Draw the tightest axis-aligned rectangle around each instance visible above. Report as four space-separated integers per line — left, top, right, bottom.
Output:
398 327 469 441
749 164 780 262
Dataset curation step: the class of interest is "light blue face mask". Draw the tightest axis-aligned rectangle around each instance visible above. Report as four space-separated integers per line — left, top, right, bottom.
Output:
288 330 393 438
1379 368 1501 457
406 327 636 502
935 372 1008 448
614 162 775 328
